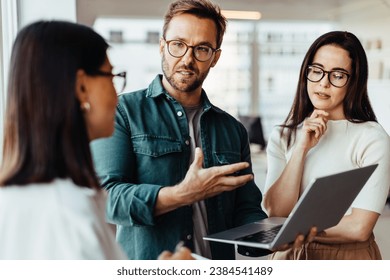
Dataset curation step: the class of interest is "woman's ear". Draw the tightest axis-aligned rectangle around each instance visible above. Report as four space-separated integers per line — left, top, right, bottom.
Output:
75 69 88 104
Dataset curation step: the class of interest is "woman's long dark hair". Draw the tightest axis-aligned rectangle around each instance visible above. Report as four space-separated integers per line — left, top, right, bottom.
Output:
281 31 377 147
0 20 109 188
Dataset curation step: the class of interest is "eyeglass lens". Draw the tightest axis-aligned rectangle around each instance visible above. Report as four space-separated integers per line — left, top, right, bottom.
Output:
306 66 349 88
167 40 213 61
112 72 126 93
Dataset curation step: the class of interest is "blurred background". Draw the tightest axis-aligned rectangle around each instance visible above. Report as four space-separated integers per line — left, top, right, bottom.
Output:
1 0 390 259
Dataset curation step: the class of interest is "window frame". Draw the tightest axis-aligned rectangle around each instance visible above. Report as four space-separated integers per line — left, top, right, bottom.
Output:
0 0 19 162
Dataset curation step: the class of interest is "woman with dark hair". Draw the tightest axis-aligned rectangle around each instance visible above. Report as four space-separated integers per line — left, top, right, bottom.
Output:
0 20 124 259
0 20 192 260
263 31 390 259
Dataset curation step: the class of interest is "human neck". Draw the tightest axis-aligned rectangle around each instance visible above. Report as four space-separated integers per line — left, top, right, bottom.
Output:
162 80 202 107
327 111 346 120
171 91 202 107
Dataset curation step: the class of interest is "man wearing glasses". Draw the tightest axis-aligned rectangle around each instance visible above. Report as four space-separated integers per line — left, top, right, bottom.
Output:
91 0 268 260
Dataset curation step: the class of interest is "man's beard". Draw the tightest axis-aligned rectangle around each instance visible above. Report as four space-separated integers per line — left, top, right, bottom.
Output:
161 53 209 93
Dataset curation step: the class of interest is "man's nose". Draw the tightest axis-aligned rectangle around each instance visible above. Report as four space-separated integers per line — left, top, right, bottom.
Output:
181 46 196 63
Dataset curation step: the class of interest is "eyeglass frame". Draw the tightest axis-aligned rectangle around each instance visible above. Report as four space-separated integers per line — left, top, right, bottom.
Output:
306 65 350 88
88 70 127 93
163 38 219 62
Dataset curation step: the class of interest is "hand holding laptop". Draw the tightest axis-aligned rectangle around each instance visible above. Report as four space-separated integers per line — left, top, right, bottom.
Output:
204 165 377 251
273 226 317 252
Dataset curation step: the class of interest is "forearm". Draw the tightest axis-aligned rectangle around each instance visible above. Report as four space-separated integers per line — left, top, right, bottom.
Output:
314 209 379 244
154 185 188 216
264 146 308 217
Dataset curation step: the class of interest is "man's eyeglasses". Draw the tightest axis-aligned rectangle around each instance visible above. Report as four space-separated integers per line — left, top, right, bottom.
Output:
90 70 127 93
306 65 350 88
163 39 219 62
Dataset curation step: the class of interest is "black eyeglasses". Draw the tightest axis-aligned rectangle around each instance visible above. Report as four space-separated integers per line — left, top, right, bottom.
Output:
89 70 127 93
306 65 350 88
163 39 219 62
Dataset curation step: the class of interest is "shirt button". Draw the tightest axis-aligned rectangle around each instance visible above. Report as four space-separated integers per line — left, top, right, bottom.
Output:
177 111 183 117
186 234 192 240
185 140 190 145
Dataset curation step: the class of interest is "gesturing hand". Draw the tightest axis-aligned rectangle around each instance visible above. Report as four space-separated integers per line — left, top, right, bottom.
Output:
155 147 254 216
177 147 254 205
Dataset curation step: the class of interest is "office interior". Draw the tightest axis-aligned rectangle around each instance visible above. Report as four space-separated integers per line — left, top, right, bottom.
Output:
0 0 389 259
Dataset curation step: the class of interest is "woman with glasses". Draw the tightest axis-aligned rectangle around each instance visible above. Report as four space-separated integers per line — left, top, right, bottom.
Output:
263 31 390 260
0 20 192 260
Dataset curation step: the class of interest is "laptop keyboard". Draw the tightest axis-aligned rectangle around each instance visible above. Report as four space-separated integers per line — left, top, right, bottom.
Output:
236 224 283 244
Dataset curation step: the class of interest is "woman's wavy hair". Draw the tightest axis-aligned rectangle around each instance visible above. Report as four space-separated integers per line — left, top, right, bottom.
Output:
281 31 377 147
0 20 108 188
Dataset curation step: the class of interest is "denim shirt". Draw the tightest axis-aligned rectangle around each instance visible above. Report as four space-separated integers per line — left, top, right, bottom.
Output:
91 75 268 260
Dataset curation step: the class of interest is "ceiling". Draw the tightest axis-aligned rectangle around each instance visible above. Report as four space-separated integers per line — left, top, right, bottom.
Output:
76 0 387 27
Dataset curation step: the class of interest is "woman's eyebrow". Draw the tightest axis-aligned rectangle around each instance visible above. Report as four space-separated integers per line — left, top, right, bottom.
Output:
311 62 349 73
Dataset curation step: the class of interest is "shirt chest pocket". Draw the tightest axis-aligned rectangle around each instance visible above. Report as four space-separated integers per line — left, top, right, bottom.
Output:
213 151 241 166
213 151 244 178
132 136 183 184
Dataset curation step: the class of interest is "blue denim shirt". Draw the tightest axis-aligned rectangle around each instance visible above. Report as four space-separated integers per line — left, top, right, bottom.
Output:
91 75 268 259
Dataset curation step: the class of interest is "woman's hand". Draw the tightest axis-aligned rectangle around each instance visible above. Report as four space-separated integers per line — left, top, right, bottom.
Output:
274 226 317 251
297 110 329 151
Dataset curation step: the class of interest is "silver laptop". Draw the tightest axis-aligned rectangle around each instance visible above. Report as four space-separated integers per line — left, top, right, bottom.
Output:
203 164 378 250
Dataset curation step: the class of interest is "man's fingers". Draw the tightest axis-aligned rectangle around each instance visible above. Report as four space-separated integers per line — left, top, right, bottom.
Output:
192 147 250 177
191 147 204 170
209 162 250 176
218 174 254 187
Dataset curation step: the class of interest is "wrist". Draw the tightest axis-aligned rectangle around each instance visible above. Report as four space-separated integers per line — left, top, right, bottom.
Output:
155 185 186 216
173 181 194 206
292 145 310 157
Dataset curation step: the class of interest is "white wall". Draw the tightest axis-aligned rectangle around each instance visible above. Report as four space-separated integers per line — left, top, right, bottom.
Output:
18 0 77 28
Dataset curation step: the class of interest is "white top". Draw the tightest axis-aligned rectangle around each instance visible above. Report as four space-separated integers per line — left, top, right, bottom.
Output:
0 179 126 259
265 120 390 214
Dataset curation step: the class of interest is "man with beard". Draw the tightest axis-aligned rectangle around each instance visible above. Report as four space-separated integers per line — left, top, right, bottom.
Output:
91 0 268 260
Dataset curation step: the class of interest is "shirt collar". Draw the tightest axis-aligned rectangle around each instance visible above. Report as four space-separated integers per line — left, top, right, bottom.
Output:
146 74 166 98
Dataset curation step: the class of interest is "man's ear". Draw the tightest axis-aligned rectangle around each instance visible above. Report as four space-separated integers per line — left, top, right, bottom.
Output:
159 38 165 56
210 49 222 68
75 69 88 103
